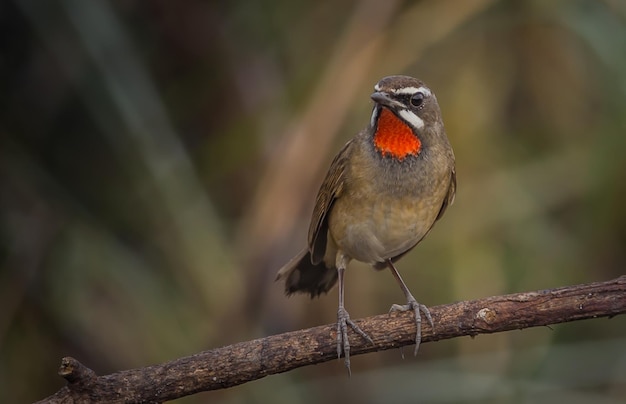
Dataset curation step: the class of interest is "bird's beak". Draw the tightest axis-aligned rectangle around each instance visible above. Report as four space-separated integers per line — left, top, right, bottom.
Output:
371 92 403 109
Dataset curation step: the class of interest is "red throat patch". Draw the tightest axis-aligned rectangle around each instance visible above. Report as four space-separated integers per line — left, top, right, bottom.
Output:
373 108 421 160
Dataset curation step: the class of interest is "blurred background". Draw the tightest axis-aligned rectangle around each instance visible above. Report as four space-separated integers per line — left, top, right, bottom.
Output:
1 0 625 402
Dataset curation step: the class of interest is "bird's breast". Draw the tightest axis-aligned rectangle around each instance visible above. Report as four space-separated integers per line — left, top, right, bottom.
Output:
327 156 449 265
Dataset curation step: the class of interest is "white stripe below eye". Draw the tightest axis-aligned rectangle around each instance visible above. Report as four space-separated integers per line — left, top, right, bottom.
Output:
370 107 379 127
392 86 431 97
398 109 424 130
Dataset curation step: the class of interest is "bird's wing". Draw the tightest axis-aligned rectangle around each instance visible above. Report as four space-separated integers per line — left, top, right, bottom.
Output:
308 139 353 265
435 165 456 222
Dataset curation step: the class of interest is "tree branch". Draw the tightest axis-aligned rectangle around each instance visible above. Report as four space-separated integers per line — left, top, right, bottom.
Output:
38 276 626 403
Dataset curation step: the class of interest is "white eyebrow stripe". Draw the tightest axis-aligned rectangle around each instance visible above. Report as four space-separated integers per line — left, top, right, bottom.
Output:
391 86 431 96
374 83 381 91
398 109 424 130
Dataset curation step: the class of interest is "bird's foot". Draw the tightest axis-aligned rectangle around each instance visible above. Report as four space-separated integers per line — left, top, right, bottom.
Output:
336 307 373 375
390 297 433 355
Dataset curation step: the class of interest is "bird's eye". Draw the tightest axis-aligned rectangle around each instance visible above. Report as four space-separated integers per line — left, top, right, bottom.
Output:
410 92 425 107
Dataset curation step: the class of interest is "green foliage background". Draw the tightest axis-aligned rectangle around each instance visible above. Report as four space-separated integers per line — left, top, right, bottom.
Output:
1 1 625 402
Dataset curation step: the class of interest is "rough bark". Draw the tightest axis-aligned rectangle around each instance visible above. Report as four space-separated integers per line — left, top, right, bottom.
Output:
38 276 626 403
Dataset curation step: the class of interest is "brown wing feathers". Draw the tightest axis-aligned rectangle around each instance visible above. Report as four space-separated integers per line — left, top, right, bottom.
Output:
308 140 352 264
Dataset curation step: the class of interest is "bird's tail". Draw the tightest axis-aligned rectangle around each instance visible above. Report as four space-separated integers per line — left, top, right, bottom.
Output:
275 249 338 298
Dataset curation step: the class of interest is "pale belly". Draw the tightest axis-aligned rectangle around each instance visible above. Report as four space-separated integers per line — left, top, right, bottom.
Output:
327 192 442 265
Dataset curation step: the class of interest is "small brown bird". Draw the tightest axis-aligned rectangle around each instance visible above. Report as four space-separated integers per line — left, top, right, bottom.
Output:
276 75 456 372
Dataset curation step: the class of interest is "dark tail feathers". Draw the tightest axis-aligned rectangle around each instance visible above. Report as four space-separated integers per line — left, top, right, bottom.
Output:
275 249 338 298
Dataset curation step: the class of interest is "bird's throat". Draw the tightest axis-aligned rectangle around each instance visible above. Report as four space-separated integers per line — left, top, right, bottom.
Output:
373 108 421 160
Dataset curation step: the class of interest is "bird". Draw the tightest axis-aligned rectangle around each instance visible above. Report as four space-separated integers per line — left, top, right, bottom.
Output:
276 75 456 373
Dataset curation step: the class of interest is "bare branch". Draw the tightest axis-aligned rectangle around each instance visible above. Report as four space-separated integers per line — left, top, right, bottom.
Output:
38 276 626 403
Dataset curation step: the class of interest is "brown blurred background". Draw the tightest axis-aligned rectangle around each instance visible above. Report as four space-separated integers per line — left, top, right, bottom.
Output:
1 0 625 402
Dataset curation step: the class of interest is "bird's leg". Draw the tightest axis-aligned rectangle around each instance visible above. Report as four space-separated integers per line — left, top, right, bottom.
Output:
336 265 373 375
387 259 433 355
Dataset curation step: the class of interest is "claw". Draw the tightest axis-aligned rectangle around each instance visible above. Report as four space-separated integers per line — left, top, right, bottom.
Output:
390 297 432 355
386 260 433 356
337 307 373 375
